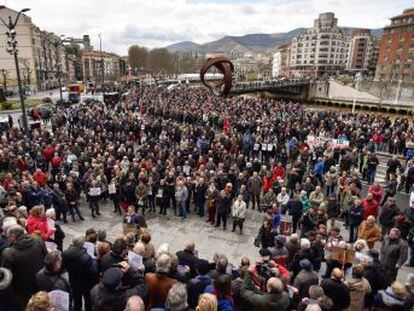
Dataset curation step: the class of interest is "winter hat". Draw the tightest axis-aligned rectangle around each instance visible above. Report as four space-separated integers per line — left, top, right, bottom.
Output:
102 267 123 291
0 268 12 290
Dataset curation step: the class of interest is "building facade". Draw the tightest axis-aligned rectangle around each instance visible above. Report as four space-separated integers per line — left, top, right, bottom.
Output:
290 12 347 77
0 6 70 92
82 51 127 82
272 44 291 78
375 8 414 83
345 29 379 75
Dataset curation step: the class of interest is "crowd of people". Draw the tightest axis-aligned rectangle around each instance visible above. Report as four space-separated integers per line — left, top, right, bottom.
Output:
0 84 414 311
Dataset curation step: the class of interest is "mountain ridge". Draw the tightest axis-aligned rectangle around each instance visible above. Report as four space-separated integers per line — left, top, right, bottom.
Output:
166 27 383 54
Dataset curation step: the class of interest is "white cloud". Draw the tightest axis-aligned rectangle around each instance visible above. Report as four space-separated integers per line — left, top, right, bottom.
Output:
5 0 413 55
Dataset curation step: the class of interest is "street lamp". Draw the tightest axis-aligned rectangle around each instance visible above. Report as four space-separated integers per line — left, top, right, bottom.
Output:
98 34 104 86
2 8 30 134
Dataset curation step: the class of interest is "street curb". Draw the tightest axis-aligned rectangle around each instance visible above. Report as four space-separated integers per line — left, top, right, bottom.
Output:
0 109 21 114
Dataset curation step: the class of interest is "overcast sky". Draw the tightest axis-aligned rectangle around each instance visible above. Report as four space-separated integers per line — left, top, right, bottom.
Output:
6 0 413 55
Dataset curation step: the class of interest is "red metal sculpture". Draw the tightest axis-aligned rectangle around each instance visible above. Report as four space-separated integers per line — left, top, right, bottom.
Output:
200 55 234 96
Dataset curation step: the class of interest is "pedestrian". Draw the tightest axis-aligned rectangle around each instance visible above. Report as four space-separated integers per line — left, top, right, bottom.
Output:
231 194 246 234
216 190 231 230
380 228 408 284
62 235 98 311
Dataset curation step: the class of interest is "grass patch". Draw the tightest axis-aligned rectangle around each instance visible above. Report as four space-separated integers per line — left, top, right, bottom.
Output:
0 99 41 111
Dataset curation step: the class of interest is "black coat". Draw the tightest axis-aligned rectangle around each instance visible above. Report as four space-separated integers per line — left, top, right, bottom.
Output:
99 251 125 274
90 269 147 311
176 249 198 278
216 195 231 215
1 236 47 310
321 278 350 310
348 204 364 226
379 205 399 227
62 245 99 291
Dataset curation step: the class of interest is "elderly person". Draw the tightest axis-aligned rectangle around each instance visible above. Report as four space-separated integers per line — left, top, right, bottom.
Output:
231 194 247 234
35 250 72 296
358 216 382 249
2 225 47 310
145 253 178 310
45 208 65 251
164 283 190 311
62 235 98 311
27 205 55 241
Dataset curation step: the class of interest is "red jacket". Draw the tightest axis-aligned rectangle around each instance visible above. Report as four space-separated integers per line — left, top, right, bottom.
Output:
51 156 62 168
369 185 383 204
362 198 379 220
273 166 286 180
33 171 47 186
27 215 53 241
43 145 56 161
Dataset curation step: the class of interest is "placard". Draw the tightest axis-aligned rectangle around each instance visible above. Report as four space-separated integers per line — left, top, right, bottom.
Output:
50 290 69 311
89 187 101 196
108 183 116 194
83 242 95 258
128 250 143 269
331 246 355 264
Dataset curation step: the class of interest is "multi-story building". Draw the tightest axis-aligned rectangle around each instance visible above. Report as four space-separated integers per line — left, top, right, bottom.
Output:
272 44 291 78
0 6 70 92
345 29 379 75
290 12 348 77
375 8 414 83
82 51 127 82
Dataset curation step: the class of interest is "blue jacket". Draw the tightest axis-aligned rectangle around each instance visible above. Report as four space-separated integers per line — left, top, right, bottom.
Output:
205 285 234 311
314 161 324 175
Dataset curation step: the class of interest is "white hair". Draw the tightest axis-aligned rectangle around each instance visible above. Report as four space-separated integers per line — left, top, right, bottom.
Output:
300 238 311 250
156 253 172 274
156 243 170 257
2 217 17 233
45 208 56 219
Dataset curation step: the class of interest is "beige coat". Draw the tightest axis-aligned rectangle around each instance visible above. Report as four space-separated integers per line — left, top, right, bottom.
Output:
345 277 371 311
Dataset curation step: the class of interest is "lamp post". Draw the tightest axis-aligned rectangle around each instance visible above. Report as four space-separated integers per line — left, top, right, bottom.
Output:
2 8 30 134
98 34 104 86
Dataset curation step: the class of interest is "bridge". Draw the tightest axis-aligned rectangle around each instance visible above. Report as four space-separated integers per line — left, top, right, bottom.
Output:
229 79 414 114
230 79 312 98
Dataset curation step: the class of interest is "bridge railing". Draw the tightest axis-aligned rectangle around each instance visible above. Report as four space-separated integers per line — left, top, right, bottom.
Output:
232 78 316 91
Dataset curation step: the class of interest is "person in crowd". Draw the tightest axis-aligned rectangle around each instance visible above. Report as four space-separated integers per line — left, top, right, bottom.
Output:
348 198 364 243
344 265 371 311
358 215 382 249
187 259 212 309
99 238 128 273
240 270 289 311
293 259 319 301
363 249 388 309
27 205 55 241
231 194 246 234
140 232 156 260
125 296 145 311
62 235 98 311
321 268 350 311
374 281 407 311
164 282 191 311
35 250 72 299
145 253 178 310
25 291 52 311
1 225 47 310
379 197 399 235
216 190 231 230
90 262 147 311
380 228 408 284
196 293 217 311
175 180 189 219
176 240 199 278
205 274 234 311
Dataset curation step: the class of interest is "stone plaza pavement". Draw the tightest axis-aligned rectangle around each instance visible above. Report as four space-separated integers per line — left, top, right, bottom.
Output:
61 198 413 283
61 199 260 264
